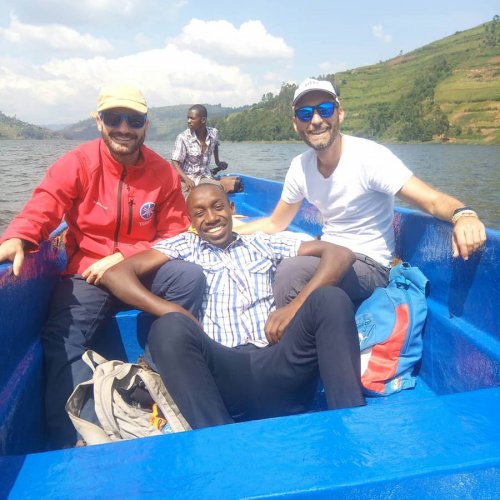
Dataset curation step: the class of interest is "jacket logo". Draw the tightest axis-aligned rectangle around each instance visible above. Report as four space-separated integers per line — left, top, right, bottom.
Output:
140 202 155 220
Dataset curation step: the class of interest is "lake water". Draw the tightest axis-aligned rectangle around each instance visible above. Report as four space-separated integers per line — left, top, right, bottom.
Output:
0 139 498 233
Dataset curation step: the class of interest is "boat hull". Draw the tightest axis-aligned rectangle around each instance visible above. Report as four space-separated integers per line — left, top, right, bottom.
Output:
1 174 499 498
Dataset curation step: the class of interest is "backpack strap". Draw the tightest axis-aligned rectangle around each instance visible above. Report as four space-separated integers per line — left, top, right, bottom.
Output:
65 378 113 445
81 350 109 373
390 262 429 295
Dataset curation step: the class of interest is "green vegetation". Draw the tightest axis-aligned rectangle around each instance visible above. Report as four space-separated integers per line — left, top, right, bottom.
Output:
213 17 500 144
0 111 60 139
60 103 241 140
0 18 498 143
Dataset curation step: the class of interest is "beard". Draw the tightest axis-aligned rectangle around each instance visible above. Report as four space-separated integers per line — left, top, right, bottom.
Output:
101 128 146 160
297 114 341 151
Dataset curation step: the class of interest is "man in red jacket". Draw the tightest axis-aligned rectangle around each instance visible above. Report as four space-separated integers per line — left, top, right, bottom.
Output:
0 84 205 449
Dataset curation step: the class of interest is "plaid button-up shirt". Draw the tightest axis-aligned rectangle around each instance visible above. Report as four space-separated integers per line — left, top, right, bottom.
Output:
153 232 301 347
171 127 220 182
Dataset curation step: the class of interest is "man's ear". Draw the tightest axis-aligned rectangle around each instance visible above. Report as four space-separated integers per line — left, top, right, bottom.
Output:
95 116 102 132
292 117 299 134
338 106 345 124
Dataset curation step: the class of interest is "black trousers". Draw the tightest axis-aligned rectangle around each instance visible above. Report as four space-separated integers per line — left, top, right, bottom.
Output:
147 286 365 429
42 260 205 449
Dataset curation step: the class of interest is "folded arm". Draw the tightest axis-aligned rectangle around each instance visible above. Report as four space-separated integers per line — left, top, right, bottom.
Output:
100 249 196 322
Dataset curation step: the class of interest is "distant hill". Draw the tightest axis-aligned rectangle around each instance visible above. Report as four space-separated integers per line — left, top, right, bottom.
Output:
211 17 500 144
1 17 498 144
0 111 61 139
60 104 243 140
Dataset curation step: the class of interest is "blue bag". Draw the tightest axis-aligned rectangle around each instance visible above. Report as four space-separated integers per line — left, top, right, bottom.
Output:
355 262 429 396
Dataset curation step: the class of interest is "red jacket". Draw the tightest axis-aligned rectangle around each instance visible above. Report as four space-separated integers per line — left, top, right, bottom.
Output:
1 139 189 275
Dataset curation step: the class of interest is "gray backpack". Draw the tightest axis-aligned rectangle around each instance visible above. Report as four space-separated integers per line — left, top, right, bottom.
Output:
66 350 190 445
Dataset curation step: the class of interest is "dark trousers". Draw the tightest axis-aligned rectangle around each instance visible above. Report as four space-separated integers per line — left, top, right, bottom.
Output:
147 286 365 429
274 253 390 307
41 260 205 449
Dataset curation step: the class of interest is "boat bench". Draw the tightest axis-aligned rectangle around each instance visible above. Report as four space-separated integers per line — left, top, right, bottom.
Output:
102 307 438 409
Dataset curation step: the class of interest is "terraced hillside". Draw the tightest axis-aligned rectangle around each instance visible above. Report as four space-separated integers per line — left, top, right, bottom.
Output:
214 18 500 144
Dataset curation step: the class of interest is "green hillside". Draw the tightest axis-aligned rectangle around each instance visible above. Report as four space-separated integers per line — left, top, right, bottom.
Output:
0 111 60 139
60 104 241 140
213 17 500 144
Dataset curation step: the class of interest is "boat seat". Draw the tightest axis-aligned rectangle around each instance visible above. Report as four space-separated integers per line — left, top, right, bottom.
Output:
97 307 436 411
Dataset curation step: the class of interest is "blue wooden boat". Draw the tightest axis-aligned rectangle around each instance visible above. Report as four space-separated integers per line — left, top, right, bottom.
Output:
1 174 499 499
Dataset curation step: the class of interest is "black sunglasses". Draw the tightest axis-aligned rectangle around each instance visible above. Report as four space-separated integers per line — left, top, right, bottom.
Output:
294 102 336 122
99 111 147 129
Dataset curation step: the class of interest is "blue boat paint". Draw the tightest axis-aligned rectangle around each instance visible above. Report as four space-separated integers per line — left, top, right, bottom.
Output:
1 174 499 498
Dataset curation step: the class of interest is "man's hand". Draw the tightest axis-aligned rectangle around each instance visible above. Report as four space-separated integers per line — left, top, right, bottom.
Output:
81 253 124 285
0 238 26 276
264 303 298 344
211 162 228 176
183 175 195 191
452 216 486 260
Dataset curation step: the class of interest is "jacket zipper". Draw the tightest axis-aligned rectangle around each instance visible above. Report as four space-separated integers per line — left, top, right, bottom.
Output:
127 197 134 235
113 167 127 250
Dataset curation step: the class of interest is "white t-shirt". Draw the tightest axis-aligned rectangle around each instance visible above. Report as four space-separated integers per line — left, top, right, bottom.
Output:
281 135 413 267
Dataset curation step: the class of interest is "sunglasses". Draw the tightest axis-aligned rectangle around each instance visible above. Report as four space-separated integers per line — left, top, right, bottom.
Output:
294 101 336 122
99 111 147 129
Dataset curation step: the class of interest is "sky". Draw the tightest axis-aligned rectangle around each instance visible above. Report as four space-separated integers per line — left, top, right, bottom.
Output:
0 0 497 125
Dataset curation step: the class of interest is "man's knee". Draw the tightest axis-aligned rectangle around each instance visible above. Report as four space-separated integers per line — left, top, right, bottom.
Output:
155 260 205 289
274 256 319 307
148 261 206 314
178 261 206 288
42 276 113 344
148 312 198 357
307 286 355 317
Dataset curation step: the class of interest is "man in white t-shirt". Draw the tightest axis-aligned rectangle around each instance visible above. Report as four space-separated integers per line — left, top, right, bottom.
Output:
237 78 486 305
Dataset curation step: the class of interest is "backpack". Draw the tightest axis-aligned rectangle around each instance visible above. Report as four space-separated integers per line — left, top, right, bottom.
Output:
66 350 190 446
356 262 429 396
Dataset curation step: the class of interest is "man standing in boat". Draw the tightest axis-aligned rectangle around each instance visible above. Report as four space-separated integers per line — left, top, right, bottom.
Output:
101 183 365 429
0 84 205 449
237 78 487 306
171 104 229 198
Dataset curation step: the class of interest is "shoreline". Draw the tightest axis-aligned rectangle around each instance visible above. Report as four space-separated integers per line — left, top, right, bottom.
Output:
1 138 498 146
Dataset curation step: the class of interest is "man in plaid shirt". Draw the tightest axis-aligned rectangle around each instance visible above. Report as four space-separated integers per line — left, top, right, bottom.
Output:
101 184 365 428
171 104 228 198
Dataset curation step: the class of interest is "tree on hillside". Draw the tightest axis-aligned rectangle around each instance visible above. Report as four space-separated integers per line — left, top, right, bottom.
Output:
213 83 296 141
484 16 499 47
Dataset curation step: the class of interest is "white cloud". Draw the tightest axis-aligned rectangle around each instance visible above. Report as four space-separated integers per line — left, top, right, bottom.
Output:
372 25 393 43
0 15 113 54
173 19 294 61
0 43 268 124
0 15 293 124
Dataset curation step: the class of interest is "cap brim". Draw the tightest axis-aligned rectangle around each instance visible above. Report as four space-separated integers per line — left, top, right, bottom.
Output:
292 89 339 107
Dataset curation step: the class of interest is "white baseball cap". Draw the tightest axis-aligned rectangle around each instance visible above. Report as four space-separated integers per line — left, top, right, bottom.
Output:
292 78 339 107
